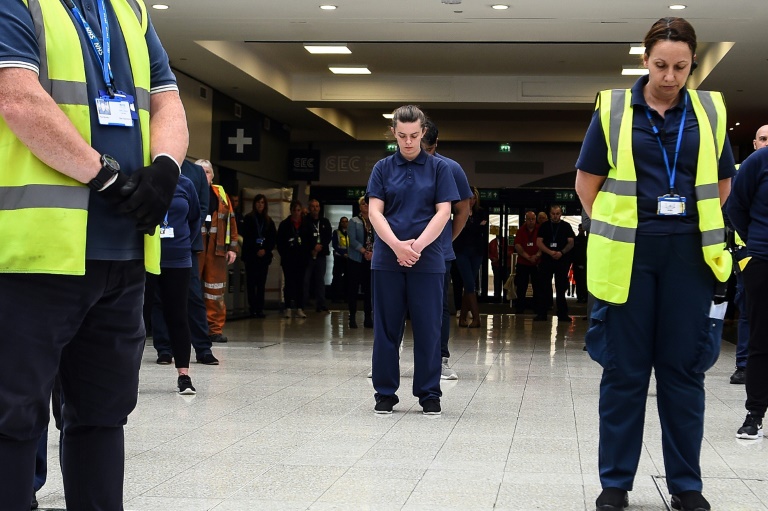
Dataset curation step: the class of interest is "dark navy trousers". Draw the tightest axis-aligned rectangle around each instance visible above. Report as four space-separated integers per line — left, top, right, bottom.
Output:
0 260 145 510
372 270 443 404
440 260 452 359
586 234 718 495
152 255 213 358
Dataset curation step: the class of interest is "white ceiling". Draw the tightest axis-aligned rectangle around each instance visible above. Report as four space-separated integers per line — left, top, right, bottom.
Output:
150 0 768 148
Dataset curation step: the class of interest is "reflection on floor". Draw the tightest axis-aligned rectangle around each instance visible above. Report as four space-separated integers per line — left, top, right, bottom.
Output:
36 309 767 510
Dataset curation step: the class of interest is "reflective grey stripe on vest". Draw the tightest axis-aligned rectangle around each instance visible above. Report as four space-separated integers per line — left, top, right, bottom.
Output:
701 228 725 247
608 89 626 169
0 184 89 211
591 219 636 244
135 87 150 112
602 177 636 196
124 0 144 24
695 90 721 158
49 80 89 106
26 0 51 93
695 183 720 201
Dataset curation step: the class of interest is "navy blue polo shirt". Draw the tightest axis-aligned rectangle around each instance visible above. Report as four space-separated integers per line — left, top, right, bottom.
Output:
434 152 473 262
161 174 201 269
367 150 460 273
728 147 768 259
576 76 735 235
1 0 177 260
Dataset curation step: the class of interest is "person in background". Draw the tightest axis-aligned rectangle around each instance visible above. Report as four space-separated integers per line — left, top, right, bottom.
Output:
331 217 350 302
537 211 549 226
277 200 310 318
152 160 219 366
0 0 188 507
347 197 374 328
421 119 472 380
513 211 541 313
241 194 277 318
535 205 574 322
367 105 459 415
144 173 201 394
489 232 514 303
575 17 735 511
453 186 488 328
727 144 768 441
197 159 239 343
301 198 333 313
571 223 588 303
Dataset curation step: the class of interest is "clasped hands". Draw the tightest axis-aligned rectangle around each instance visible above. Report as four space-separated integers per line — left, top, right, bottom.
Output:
395 239 420 267
99 155 180 236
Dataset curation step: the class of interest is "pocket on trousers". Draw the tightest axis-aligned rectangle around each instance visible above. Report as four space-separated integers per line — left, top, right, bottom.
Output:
692 303 725 373
585 299 615 370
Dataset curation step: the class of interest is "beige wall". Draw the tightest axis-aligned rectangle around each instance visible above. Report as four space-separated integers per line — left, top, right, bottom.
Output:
175 70 212 162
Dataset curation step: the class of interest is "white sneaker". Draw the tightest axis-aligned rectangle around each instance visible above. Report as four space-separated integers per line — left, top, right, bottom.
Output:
367 369 373 378
296 308 307 318
441 357 458 380
283 309 291 318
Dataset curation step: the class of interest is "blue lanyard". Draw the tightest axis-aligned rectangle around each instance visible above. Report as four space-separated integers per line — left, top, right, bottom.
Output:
64 0 115 95
645 93 688 194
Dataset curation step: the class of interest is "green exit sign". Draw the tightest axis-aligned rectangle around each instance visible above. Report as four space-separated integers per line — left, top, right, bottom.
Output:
499 143 511 153
386 143 397 152
555 190 577 201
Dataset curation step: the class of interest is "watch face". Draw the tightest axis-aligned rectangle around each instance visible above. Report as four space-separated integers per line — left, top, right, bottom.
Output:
101 154 120 172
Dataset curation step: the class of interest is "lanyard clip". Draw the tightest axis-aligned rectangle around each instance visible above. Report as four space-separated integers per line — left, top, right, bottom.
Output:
64 0 75 8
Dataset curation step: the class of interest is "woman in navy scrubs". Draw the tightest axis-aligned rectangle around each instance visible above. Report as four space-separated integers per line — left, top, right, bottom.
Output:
576 18 735 511
367 105 459 415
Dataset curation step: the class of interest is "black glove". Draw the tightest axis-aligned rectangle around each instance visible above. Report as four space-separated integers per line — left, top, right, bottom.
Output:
118 155 180 235
95 170 130 204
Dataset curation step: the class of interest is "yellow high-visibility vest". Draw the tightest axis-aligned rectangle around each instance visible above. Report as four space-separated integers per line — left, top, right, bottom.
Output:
587 88 732 304
0 0 160 275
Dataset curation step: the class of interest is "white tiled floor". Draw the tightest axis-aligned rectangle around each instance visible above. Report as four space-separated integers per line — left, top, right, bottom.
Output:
36 309 767 510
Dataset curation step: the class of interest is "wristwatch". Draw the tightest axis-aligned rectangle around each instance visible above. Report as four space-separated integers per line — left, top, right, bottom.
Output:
88 154 120 191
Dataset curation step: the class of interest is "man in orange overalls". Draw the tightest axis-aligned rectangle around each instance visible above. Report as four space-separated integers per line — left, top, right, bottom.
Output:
196 159 239 343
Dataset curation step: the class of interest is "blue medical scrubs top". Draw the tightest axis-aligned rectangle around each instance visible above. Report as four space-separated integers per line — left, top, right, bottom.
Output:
434 152 473 262
160 174 201 269
728 147 768 260
576 76 736 235
1 0 178 260
367 150 460 273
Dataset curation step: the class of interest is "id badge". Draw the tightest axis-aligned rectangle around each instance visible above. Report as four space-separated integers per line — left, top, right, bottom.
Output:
527 242 533 247
96 90 134 127
657 194 687 216
255 237 265 245
549 242 558 248
159 227 175 239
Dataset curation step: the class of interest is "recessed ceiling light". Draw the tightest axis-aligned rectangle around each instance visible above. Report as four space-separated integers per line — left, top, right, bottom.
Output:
491 4 509 9
669 4 686 9
629 44 645 55
621 66 649 76
329 65 371 75
320 4 337 10
152 4 169 9
304 44 351 55
382 113 394 119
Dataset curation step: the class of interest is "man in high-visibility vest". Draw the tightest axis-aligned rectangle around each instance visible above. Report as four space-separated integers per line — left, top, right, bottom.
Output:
0 1 188 508
197 159 240 343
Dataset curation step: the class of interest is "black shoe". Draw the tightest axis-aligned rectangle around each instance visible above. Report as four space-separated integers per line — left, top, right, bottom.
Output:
422 399 441 415
533 315 547 322
557 315 573 322
736 412 763 439
209 334 228 343
730 367 746 385
374 395 399 414
31 492 38 510
596 488 628 510
583 345 588 351
364 317 373 328
156 353 172 365
196 353 219 365
670 491 710 511
177 374 196 395
349 320 358 328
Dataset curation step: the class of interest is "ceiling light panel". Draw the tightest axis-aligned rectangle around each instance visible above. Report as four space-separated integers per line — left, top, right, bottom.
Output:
304 44 351 54
329 65 371 75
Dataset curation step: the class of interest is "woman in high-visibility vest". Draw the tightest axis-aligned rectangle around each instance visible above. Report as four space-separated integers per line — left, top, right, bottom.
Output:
575 17 735 511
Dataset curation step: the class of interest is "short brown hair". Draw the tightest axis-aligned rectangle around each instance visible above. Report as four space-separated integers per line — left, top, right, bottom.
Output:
643 17 697 57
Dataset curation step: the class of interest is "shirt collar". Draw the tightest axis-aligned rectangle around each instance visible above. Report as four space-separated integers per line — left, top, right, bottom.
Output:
394 149 428 166
629 75 688 112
